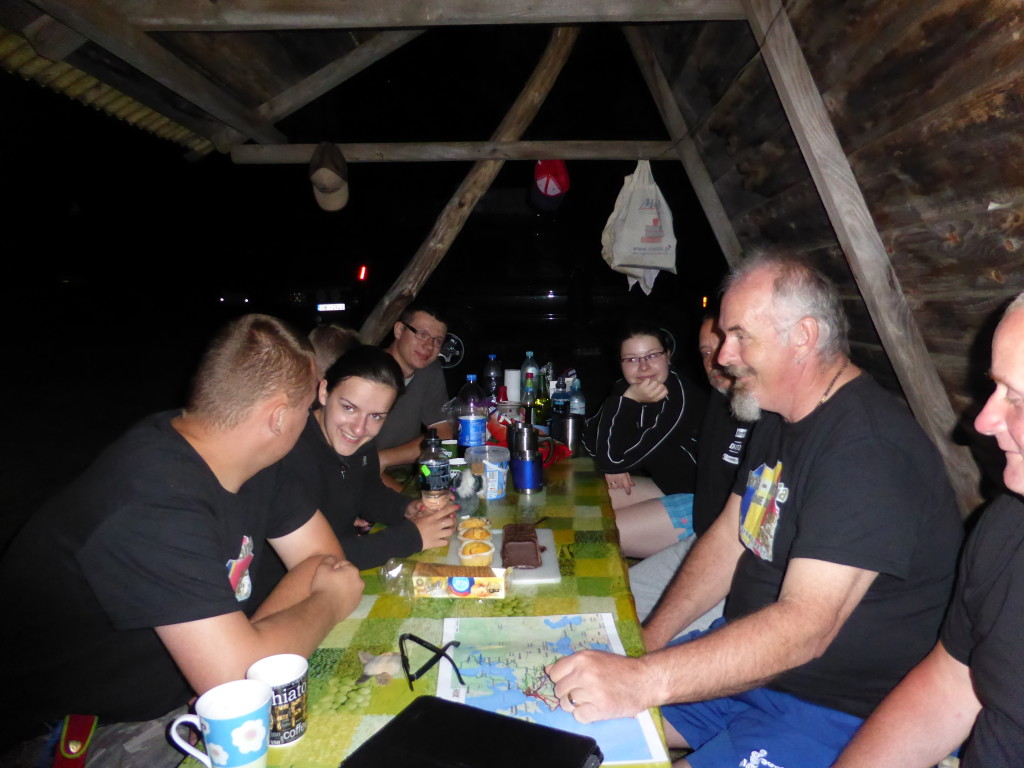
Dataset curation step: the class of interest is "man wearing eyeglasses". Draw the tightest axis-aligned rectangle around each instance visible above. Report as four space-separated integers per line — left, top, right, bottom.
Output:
377 305 453 480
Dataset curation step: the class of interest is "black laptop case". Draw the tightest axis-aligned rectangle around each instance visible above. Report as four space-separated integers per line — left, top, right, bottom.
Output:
340 695 604 768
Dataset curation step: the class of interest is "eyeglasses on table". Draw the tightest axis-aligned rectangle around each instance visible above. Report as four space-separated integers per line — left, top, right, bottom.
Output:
399 633 466 691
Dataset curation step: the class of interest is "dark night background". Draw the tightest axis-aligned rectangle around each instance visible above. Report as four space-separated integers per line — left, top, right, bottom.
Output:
0 25 729 548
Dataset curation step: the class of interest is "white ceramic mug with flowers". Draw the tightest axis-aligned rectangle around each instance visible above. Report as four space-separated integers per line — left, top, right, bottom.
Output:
170 679 272 768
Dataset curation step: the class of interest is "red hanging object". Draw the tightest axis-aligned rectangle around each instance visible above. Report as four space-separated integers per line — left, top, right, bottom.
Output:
530 160 570 211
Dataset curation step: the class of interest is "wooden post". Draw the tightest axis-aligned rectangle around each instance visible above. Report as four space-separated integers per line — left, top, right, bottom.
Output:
743 0 981 512
358 26 581 344
622 26 743 268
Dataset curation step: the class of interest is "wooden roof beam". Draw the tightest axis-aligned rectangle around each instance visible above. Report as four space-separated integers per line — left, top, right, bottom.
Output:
31 0 285 143
359 26 581 344
743 0 981 512
213 30 424 151
22 14 87 60
231 140 676 163
125 0 745 32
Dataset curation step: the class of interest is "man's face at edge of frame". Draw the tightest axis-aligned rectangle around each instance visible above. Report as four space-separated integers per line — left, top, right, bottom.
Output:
975 307 1024 495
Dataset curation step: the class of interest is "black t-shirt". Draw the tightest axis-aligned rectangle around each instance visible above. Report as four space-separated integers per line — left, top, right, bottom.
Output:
582 368 707 495
693 388 752 536
941 493 1024 766
0 412 313 739
272 414 421 573
726 374 963 718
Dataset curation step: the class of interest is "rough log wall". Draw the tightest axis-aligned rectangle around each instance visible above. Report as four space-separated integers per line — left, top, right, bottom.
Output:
647 1 1024 451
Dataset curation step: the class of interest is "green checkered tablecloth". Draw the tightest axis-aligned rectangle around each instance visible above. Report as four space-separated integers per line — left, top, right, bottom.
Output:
196 457 669 767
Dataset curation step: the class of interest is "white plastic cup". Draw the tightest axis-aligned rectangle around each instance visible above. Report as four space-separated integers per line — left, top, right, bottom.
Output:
170 679 271 768
466 445 510 500
503 369 521 403
449 457 468 489
245 654 309 747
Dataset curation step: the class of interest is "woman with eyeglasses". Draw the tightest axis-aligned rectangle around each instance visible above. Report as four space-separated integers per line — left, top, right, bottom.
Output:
582 321 706 558
258 346 458 594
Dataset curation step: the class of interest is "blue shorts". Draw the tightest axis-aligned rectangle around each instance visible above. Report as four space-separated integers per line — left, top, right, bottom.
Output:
661 621 864 768
662 492 694 541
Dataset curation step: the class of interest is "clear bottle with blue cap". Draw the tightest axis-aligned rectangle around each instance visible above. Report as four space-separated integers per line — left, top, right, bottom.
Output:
457 374 487 456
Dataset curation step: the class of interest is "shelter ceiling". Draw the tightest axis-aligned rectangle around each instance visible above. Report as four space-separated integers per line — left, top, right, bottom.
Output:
1 0 745 155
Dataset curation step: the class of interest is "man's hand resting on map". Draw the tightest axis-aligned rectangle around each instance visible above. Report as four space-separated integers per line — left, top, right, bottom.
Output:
545 650 656 723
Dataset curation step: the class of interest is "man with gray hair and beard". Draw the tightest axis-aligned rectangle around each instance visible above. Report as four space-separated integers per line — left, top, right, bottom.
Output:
547 255 963 768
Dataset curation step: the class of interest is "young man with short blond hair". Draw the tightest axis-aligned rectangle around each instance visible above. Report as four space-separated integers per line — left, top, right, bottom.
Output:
1 314 363 767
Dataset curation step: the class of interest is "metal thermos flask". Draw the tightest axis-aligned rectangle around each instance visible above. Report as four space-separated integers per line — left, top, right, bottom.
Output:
508 422 543 493
511 452 543 493
550 413 583 455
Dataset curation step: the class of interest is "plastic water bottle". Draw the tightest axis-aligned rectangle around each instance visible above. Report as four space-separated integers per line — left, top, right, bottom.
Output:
569 377 586 416
551 376 570 416
482 354 502 405
520 351 540 401
457 374 487 455
418 428 450 510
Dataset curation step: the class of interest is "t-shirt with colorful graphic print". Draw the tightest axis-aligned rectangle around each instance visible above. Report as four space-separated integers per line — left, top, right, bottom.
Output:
726 374 962 718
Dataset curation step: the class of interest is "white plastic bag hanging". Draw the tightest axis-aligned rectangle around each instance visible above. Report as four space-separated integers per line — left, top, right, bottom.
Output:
601 161 677 295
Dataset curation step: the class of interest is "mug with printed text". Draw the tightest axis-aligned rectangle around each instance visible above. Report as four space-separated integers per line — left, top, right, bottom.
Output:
246 653 309 746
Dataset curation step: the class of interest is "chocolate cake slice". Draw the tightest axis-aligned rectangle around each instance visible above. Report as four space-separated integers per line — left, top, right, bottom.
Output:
501 523 541 569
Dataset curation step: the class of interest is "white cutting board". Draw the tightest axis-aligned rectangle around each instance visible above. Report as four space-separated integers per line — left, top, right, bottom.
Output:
446 527 560 585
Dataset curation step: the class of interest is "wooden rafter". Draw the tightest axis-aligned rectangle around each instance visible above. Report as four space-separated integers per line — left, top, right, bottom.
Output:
232 140 676 164
22 14 86 60
31 0 285 143
213 30 425 151
358 26 581 344
623 25 743 268
124 0 744 32
743 0 981 512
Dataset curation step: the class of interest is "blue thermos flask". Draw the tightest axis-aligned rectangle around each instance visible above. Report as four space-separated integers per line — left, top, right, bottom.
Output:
508 422 543 493
511 451 543 494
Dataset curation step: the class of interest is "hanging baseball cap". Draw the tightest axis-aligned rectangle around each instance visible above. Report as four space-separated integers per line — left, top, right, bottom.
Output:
529 159 570 212
309 141 349 211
